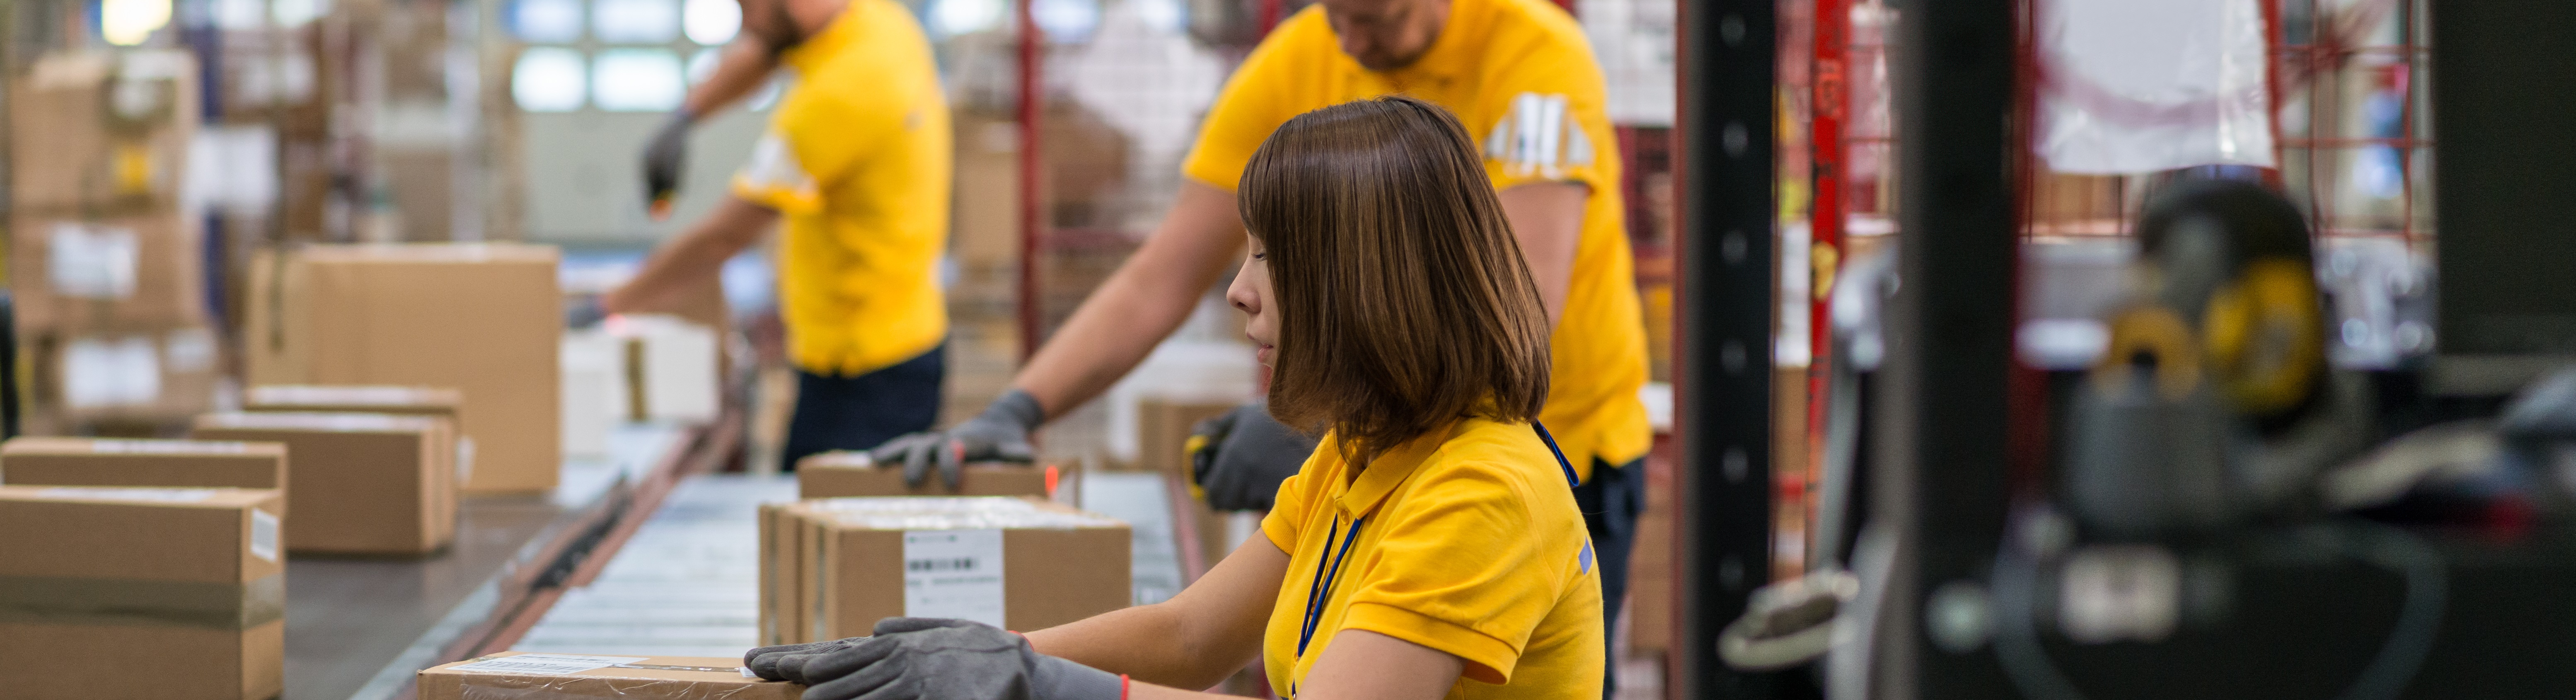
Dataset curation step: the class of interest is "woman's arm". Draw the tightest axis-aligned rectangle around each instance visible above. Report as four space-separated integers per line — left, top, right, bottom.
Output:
1125 630 1463 700
1025 533 1289 689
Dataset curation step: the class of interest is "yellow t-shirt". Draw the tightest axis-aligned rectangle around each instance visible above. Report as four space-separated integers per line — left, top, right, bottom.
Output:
733 0 953 376
1260 418 1604 699
1182 0 1652 475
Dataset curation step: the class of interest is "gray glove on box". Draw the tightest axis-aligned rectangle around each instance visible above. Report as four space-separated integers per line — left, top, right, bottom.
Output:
745 618 1122 700
868 389 1042 489
1190 402 1319 511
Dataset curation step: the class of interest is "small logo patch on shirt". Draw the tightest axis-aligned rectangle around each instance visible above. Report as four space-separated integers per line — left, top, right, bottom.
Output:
1579 540 1595 575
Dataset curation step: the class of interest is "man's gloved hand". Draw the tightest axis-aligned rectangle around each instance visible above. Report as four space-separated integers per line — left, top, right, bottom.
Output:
1188 402 1319 511
869 389 1043 489
641 108 697 220
763 618 1123 700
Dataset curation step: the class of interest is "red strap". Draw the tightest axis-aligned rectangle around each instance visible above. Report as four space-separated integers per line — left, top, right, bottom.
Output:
1120 674 1132 700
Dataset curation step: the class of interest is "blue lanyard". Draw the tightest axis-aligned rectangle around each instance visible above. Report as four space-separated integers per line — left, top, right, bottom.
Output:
1290 422 1579 669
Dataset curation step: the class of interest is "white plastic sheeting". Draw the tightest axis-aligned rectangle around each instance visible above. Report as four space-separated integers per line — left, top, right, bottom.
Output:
2037 0 2274 174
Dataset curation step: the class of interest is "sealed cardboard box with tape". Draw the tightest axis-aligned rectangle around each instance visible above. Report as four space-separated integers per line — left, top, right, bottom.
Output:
418 653 799 700
244 384 467 485
242 244 561 494
0 485 283 700
192 412 455 556
795 451 1048 499
10 213 209 332
0 438 285 501
759 497 1129 645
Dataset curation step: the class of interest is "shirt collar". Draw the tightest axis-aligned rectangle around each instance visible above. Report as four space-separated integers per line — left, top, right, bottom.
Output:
779 0 865 73
1335 421 1465 519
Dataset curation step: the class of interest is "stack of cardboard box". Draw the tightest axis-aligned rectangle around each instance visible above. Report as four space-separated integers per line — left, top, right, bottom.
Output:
244 244 562 494
8 50 220 431
757 497 1130 646
0 485 285 699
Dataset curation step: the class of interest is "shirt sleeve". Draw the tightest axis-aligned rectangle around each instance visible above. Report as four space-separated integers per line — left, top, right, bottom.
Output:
1178 19 1307 192
1471 42 1616 196
1260 436 1335 553
1338 464 1569 685
733 90 887 214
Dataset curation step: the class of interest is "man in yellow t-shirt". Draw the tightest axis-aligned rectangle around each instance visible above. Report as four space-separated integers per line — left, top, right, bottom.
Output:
873 0 1649 687
605 0 951 470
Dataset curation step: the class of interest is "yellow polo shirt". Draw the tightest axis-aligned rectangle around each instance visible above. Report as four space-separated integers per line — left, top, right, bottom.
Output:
733 0 952 376
1183 0 1651 476
1260 418 1603 699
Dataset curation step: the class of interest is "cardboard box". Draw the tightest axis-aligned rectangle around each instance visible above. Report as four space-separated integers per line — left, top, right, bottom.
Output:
0 485 283 700
242 244 562 494
192 412 455 555
1134 398 1244 572
795 452 1048 499
0 438 285 497
10 212 209 332
763 497 1129 643
41 326 223 423
419 653 799 700
8 51 200 214
244 384 467 487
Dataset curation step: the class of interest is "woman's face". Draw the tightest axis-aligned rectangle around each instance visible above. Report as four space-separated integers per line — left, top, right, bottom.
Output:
1227 234 1280 367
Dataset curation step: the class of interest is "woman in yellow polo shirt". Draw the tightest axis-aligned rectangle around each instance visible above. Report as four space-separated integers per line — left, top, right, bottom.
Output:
744 96 1602 700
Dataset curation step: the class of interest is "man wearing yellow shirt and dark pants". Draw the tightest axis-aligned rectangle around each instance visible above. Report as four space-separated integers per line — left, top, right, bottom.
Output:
604 0 952 470
873 0 1650 690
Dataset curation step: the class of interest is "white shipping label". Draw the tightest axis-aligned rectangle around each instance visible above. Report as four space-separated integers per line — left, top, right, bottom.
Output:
250 509 280 562
902 529 1006 628
48 223 139 299
164 328 218 373
447 654 648 676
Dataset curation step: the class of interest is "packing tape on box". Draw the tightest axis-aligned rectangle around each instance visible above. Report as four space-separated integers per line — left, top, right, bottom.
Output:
0 573 284 629
456 681 779 700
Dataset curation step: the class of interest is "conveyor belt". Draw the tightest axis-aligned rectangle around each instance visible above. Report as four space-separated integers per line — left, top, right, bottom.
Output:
283 425 694 700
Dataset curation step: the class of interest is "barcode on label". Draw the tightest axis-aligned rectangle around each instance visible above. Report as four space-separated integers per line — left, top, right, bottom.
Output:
448 654 648 676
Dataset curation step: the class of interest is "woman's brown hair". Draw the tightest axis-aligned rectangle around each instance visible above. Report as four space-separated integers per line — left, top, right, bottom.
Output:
1239 95 1551 465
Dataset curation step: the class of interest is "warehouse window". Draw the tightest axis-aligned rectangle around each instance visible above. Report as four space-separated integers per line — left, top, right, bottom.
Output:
682 0 740 45
512 0 584 43
593 49 686 111
510 0 751 113
514 47 588 112
594 0 679 43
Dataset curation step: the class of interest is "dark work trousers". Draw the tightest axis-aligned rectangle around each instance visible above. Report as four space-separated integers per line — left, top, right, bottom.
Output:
781 342 946 471
1572 456 1645 698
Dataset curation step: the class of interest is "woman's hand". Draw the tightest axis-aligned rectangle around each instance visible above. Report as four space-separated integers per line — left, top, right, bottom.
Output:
756 618 1125 700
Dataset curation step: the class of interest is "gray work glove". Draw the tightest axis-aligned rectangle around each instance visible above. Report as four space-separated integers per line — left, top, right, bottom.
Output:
755 618 1123 700
641 108 696 219
744 637 865 681
1188 402 1318 511
869 389 1042 489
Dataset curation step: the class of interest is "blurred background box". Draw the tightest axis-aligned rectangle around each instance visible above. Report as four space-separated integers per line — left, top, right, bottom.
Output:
242 244 561 494
27 325 223 429
0 486 283 700
7 51 199 214
794 451 1048 499
192 412 455 556
7 211 208 333
0 438 287 506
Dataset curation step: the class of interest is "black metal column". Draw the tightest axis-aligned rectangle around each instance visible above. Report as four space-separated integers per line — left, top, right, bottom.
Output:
1674 0 1775 697
1879 0 2020 696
